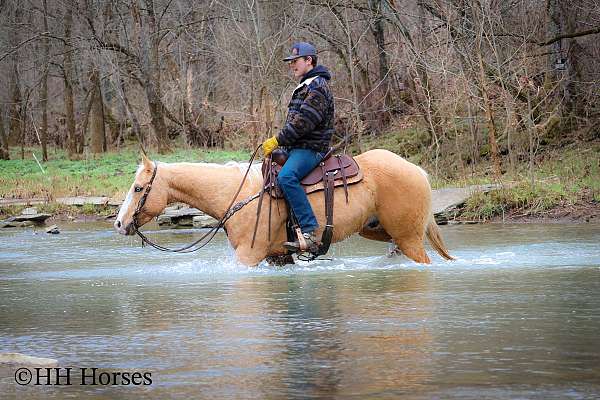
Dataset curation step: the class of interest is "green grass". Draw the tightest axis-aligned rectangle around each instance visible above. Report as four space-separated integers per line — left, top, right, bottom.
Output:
356 126 430 166
0 146 251 199
461 183 568 221
0 203 117 219
459 145 600 220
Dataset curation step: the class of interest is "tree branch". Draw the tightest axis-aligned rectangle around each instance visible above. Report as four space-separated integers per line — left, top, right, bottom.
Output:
0 32 69 62
538 26 600 46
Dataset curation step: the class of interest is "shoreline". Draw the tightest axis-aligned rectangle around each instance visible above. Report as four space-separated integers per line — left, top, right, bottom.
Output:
2 200 598 228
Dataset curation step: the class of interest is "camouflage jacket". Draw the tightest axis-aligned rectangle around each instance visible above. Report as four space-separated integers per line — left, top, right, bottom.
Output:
276 65 335 153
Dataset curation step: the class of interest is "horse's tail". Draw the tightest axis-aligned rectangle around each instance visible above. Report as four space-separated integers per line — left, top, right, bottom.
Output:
425 216 455 261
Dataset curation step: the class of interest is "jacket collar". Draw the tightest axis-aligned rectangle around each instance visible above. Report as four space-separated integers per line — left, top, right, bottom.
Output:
293 65 331 92
293 76 318 92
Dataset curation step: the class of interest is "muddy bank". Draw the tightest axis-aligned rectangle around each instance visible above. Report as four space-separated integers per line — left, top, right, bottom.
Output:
485 200 600 224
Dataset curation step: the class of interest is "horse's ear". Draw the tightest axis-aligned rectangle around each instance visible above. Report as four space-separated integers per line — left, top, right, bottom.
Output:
141 151 153 171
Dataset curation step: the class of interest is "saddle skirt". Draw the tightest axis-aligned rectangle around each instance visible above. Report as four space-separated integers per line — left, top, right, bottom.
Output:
261 153 363 199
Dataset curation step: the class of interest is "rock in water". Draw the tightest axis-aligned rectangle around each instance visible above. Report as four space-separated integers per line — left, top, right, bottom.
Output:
46 225 60 234
193 214 219 228
11 213 52 223
0 353 59 385
0 353 58 367
1 220 36 228
21 207 38 215
157 215 173 226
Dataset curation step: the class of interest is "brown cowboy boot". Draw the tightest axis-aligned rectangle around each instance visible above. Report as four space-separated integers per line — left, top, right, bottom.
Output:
283 231 320 253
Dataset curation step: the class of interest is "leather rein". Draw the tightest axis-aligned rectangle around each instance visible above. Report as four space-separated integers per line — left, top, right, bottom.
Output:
131 146 262 253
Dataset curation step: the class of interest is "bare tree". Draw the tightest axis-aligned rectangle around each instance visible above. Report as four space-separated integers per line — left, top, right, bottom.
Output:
2 0 599 177
131 0 170 153
0 109 9 160
7 5 23 148
40 0 50 161
63 0 78 159
89 69 107 153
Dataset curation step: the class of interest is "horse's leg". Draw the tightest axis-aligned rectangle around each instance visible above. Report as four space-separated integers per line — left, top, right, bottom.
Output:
358 216 429 262
235 245 269 267
395 239 431 264
375 201 431 264
373 217 431 264
265 254 295 266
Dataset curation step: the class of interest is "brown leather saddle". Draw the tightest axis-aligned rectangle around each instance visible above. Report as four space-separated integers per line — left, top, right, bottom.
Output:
251 149 363 258
261 151 363 200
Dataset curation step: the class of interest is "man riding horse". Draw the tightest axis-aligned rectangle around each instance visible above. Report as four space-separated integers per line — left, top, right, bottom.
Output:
262 42 335 254
114 42 454 266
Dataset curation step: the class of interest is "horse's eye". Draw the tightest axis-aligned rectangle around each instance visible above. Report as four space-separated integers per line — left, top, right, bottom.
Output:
134 186 143 193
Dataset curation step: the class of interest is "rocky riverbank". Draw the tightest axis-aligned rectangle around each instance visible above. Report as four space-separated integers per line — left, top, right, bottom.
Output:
2 184 598 232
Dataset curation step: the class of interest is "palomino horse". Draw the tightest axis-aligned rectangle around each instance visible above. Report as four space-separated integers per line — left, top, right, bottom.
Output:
114 149 454 266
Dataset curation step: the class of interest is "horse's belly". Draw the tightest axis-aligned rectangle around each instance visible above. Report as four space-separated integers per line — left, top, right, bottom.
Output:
308 180 377 243
358 215 392 242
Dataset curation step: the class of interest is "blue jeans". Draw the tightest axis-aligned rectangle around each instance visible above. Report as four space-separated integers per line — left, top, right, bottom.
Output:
277 148 324 233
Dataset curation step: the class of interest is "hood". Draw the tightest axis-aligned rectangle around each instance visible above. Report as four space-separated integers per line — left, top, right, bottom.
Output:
300 65 331 83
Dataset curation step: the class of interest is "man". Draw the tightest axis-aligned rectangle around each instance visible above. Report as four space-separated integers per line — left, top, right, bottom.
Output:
262 42 335 253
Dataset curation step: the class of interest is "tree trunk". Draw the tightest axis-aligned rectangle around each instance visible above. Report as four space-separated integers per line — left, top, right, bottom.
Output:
63 1 77 159
547 0 582 122
342 10 364 152
0 109 9 160
104 107 121 147
413 2 442 153
40 0 50 161
89 69 106 153
120 78 144 148
477 42 501 178
546 0 565 92
8 62 22 147
134 0 170 154
8 6 23 147
101 0 121 148
369 0 391 127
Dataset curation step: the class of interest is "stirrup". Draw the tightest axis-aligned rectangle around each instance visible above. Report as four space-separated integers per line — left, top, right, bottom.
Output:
283 230 320 253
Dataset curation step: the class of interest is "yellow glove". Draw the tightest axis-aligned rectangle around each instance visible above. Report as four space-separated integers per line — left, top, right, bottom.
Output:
262 136 279 157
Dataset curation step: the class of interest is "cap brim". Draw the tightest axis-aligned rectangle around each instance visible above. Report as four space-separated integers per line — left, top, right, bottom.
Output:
283 55 302 61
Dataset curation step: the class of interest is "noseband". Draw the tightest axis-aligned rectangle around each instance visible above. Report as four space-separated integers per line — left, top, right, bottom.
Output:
132 162 158 230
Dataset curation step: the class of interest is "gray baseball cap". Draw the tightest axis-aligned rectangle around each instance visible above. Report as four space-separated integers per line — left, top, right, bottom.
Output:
283 42 317 61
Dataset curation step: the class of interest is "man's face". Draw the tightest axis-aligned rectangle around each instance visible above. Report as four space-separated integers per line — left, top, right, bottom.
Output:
288 56 313 79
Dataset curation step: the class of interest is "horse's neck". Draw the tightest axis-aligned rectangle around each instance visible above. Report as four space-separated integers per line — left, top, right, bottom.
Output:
162 162 262 219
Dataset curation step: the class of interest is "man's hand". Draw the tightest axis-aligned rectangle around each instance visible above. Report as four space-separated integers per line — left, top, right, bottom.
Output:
262 136 279 157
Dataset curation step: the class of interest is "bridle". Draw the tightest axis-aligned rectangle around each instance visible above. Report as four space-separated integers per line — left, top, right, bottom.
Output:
131 161 158 231
130 146 262 253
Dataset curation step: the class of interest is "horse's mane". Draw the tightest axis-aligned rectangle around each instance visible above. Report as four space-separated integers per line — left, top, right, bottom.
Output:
224 161 263 184
138 160 263 184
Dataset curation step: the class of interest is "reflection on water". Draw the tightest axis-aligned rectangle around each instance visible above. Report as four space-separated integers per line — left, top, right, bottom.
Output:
1 223 599 399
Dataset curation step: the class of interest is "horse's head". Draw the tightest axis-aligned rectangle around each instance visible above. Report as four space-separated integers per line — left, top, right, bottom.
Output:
114 154 168 235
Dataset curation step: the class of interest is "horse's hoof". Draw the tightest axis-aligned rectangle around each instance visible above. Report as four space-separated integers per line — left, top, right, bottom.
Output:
387 245 402 257
266 254 295 266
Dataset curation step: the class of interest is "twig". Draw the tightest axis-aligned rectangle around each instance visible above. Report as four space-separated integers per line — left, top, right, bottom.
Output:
32 153 46 174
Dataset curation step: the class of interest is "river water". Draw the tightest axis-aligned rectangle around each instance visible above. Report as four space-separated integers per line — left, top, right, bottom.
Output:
1 223 599 399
